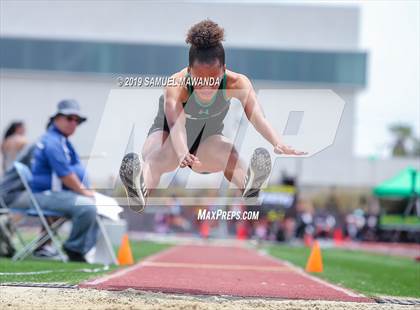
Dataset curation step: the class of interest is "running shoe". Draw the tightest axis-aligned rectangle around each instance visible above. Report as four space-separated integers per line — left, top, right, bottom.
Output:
242 147 272 199
119 152 148 213
33 244 61 260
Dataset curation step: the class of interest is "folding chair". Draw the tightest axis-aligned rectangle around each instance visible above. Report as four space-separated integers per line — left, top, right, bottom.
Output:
2 195 52 254
0 205 17 257
11 162 68 262
0 181 27 249
11 162 118 265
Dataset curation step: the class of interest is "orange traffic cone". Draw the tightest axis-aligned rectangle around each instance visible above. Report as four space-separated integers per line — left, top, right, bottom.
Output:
305 240 323 273
117 234 134 265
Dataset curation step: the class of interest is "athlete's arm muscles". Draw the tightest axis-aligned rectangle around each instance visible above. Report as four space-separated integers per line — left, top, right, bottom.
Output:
234 74 307 155
164 86 188 158
235 74 283 147
163 71 201 167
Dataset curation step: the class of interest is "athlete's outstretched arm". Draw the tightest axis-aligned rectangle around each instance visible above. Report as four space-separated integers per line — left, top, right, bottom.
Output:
236 75 307 155
164 86 200 167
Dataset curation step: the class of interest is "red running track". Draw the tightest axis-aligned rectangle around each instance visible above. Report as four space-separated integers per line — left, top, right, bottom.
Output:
81 245 372 302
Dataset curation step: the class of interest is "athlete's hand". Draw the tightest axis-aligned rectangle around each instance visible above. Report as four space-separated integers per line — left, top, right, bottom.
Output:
179 153 201 168
274 143 308 156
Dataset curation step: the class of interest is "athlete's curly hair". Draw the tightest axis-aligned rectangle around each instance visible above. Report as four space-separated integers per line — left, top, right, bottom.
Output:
186 19 225 67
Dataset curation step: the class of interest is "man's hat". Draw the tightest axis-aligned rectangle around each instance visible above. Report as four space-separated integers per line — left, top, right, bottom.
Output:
52 99 87 123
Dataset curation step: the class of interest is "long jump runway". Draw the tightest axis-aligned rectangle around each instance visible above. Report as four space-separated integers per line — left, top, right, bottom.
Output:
81 245 372 302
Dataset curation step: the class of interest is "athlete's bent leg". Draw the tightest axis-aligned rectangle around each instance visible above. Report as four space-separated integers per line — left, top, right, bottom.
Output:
191 135 247 189
192 135 272 198
141 130 179 189
119 130 178 212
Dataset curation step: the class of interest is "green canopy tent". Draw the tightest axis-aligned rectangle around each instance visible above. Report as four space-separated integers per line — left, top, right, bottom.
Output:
373 167 419 198
373 166 420 231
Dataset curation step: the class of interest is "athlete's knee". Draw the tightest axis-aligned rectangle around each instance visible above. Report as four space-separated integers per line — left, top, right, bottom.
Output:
142 131 169 160
161 155 179 172
207 141 235 166
147 148 178 173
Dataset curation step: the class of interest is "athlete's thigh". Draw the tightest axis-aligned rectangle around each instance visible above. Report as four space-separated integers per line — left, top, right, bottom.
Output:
192 135 238 173
141 130 169 159
142 130 178 167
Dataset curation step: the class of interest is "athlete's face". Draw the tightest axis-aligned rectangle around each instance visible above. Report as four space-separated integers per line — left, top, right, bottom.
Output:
189 61 225 102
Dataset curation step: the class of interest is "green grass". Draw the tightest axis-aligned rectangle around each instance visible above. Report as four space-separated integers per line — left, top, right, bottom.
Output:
0 240 171 284
267 244 420 298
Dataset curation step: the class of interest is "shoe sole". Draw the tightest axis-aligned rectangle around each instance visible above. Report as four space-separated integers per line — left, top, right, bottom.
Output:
243 147 272 198
33 253 63 261
119 153 146 213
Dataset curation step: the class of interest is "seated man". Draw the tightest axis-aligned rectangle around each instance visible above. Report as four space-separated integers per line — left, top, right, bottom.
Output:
30 99 97 262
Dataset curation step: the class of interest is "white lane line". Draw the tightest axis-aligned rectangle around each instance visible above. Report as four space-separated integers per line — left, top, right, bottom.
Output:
0 266 109 276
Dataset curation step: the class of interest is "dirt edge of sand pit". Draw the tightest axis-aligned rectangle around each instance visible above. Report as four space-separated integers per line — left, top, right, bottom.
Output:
1 286 418 310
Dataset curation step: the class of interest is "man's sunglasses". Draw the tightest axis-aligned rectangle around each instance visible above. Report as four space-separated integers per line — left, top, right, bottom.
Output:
64 115 82 124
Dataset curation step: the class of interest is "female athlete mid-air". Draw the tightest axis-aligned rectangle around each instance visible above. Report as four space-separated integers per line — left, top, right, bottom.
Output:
120 19 307 212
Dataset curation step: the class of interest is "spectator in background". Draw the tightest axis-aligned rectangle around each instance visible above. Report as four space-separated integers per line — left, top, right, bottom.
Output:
30 100 98 262
1 121 28 173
